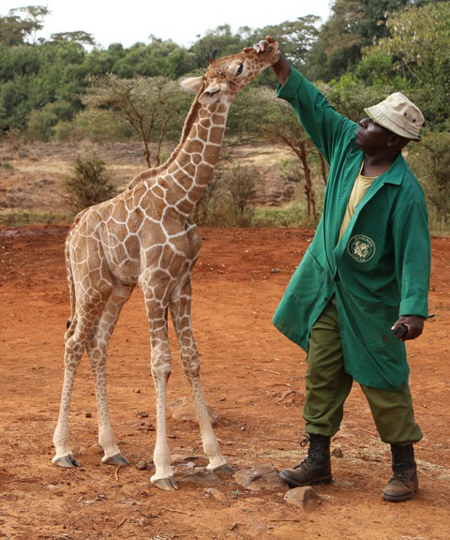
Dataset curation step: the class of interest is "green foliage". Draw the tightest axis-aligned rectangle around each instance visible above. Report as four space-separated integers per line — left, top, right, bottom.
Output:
26 100 74 141
190 25 248 66
0 5 48 46
58 108 135 142
83 74 191 166
358 2 450 130
323 73 392 122
252 201 320 228
112 37 198 79
61 150 116 213
408 130 450 231
259 17 320 66
226 165 258 220
304 0 439 81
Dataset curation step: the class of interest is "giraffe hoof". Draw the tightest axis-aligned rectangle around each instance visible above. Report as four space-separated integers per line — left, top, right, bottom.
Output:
52 454 80 468
213 464 235 476
152 477 178 491
102 453 130 466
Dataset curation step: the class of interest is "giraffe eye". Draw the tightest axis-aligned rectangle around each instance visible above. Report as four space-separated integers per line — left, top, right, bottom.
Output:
236 63 244 76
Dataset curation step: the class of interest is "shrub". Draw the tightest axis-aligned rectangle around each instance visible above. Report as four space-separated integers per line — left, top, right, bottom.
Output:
408 130 450 232
61 150 116 213
26 101 74 142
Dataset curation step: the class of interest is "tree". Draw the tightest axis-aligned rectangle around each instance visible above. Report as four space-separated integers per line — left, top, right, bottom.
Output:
305 0 439 81
0 5 48 46
83 75 192 167
189 24 247 67
408 131 450 229
257 16 320 67
253 87 326 216
357 1 450 130
50 31 96 46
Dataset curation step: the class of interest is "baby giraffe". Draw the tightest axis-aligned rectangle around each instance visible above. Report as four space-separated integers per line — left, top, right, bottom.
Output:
52 38 279 490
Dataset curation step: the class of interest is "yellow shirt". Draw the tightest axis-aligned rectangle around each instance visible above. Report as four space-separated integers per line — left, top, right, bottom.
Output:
338 167 377 241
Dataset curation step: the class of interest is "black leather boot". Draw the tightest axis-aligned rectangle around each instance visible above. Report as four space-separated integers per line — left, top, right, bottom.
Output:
279 434 332 487
382 444 418 502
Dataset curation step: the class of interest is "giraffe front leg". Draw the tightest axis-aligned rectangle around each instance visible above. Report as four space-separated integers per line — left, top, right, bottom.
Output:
170 281 233 475
141 276 178 491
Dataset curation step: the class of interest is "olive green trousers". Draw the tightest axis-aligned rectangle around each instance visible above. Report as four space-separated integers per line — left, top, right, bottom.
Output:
303 297 423 445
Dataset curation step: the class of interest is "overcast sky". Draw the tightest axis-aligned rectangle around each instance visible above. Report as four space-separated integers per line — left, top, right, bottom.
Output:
1 0 332 48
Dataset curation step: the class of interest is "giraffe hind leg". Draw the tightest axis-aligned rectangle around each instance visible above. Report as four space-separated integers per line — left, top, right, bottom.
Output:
86 283 134 466
53 283 114 468
53 315 93 467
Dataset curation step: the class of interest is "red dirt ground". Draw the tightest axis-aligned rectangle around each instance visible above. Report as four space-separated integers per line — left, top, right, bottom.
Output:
0 226 449 540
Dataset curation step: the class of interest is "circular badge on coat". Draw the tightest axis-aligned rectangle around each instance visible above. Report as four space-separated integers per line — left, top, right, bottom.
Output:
347 234 376 263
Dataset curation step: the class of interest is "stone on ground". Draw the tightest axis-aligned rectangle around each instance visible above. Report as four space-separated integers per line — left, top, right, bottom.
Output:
284 486 318 508
170 397 220 426
173 466 221 486
234 463 288 491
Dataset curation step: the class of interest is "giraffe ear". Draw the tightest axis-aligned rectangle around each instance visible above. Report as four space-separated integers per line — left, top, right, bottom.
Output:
180 76 204 95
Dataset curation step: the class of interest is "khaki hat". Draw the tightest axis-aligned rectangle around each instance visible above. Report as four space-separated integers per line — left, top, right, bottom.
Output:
364 92 424 141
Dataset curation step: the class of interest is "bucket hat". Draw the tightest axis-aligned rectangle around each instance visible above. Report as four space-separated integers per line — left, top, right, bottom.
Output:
364 92 424 141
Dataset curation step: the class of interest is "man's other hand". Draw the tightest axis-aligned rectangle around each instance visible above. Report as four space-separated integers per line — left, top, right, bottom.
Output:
392 316 425 341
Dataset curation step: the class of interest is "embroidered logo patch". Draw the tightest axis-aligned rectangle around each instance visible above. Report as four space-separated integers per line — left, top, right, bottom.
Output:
348 235 376 263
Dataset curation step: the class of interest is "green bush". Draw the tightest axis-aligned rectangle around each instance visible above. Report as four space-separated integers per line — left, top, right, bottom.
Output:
26 101 74 142
61 150 116 213
408 130 450 233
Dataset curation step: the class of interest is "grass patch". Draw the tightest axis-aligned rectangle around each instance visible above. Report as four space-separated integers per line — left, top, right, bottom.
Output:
252 201 320 228
0 211 72 227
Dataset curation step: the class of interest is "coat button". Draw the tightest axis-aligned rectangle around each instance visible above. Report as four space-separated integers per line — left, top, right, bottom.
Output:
324 297 328 302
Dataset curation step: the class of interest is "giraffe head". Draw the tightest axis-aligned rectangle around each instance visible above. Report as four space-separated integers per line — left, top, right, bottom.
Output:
181 37 279 104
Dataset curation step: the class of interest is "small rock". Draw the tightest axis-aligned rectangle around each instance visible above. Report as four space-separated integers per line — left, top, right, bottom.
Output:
271 268 281 273
95 494 107 501
136 461 148 470
331 446 343 458
170 397 220 426
234 463 287 492
85 412 92 418
135 388 141 393
139 517 152 527
84 444 103 455
173 467 221 486
284 486 318 508
137 411 148 418
204 487 226 502
171 454 202 464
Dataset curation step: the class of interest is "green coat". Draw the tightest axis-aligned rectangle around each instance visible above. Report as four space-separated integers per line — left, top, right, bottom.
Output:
272 68 430 392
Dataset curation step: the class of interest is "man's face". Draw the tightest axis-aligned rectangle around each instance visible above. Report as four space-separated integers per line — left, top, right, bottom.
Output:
355 117 394 152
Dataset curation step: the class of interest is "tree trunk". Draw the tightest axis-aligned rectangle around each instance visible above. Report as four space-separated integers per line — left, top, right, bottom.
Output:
299 141 316 216
318 152 328 187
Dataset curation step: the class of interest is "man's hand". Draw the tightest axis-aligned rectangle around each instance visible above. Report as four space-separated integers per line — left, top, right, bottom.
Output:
244 37 290 85
392 316 425 341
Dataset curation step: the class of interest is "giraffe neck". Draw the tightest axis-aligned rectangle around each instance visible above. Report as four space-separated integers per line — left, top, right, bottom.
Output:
161 98 231 217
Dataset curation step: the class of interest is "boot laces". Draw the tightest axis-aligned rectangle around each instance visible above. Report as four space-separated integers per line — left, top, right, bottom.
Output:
391 456 411 485
293 435 319 470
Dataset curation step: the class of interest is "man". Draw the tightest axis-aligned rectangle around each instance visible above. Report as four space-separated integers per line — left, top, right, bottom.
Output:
253 40 430 502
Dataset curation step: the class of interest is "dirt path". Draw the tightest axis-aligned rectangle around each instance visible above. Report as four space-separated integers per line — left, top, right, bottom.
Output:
1 227 449 540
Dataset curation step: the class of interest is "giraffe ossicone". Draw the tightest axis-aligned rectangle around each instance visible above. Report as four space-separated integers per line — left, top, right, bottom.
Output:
52 38 279 491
